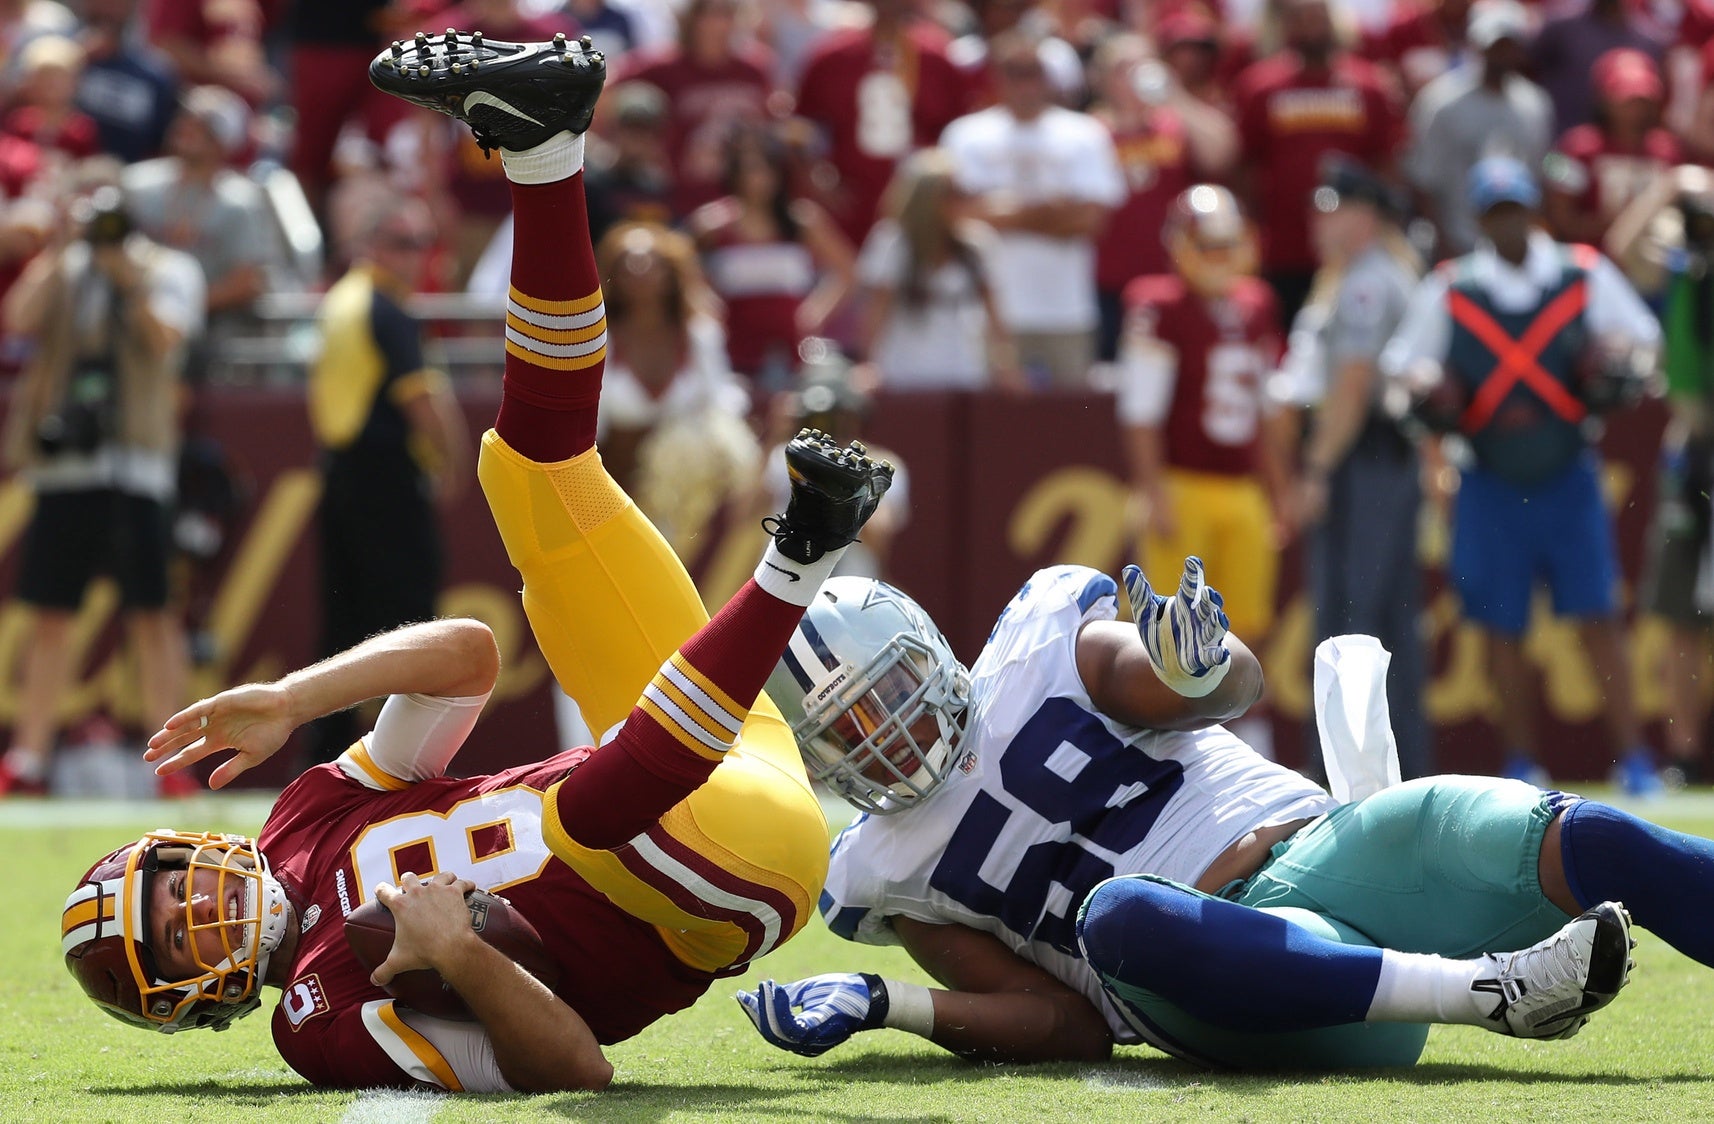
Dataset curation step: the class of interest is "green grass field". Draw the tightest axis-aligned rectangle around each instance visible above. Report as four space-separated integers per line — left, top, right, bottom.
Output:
6 793 1714 1124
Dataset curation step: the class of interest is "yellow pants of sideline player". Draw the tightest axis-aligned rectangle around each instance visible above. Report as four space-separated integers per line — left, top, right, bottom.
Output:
1143 469 1278 640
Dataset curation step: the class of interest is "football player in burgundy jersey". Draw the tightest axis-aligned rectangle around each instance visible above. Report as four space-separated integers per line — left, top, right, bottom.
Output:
59 33 893 1094
1117 184 1289 755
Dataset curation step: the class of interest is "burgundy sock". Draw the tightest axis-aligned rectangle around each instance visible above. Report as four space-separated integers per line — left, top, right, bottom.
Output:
493 170 606 462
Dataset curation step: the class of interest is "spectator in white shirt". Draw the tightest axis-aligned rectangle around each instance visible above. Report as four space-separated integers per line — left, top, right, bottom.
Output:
854 147 1021 391
940 31 1126 388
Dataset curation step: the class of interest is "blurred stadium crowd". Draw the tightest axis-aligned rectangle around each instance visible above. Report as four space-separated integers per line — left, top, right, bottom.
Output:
0 0 1710 797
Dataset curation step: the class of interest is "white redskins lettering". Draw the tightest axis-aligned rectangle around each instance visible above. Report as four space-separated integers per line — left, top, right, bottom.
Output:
282 975 330 1030
335 868 353 918
1268 87 1364 133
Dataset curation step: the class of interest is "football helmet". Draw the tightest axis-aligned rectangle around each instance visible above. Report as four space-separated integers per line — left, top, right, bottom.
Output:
766 577 970 814
62 829 290 1033
1165 184 1258 298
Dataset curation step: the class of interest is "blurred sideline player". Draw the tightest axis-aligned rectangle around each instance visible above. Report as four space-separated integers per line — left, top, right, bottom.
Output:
1118 184 1290 756
57 34 892 1094
737 555 1714 1067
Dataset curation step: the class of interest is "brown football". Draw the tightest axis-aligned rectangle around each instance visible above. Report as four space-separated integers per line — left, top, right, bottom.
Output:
343 888 561 1020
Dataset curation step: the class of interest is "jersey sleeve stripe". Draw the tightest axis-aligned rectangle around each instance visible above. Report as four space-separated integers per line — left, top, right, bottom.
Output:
362 999 465 1092
660 660 744 736
668 652 745 719
638 693 732 760
337 743 411 792
1076 572 1119 614
508 284 604 316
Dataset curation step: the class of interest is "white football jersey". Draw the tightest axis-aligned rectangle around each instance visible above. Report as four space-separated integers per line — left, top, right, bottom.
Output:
819 565 1338 1042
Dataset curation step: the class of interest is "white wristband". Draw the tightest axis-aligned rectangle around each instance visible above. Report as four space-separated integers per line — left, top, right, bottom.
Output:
879 979 935 1038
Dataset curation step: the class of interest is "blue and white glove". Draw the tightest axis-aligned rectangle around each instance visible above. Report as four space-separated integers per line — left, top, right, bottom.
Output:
736 973 888 1057
1124 556 1232 698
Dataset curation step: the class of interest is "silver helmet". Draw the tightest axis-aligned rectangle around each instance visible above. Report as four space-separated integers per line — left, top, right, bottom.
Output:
767 577 971 814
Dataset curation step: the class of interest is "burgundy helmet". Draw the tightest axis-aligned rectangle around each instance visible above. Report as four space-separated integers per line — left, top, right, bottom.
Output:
62 829 289 1033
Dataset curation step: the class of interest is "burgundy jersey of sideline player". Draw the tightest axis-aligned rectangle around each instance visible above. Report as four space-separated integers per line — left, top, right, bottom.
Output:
262 747 709 1089
1120 273 1281 476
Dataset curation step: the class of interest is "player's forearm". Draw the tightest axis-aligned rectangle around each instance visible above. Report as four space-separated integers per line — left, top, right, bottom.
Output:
922 988 1113 1064
1012 200 1110 239
278 619 499 726
1123 424 1167 489
438 937 613 1092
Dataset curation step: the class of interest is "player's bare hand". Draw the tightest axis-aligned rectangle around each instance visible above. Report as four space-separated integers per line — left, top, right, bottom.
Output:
370 872 479 986
1131 484 1177 540
144 682 299 790
1294 472 1329 528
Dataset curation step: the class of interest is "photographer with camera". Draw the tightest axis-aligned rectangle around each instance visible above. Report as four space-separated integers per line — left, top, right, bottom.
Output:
1607 165 1714 786
0 185 204 796
1379 155 1662 794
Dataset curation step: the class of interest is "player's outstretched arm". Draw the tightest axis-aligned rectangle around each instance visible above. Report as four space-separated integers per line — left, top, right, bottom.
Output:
146 619 500 788
738 919 1113 1064
1076 556 1263 732
374 872 612 1092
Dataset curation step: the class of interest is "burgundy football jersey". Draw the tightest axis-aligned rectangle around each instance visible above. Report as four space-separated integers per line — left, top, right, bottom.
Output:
1122 274 1281 476
795 25 971 244
263 751 713 1088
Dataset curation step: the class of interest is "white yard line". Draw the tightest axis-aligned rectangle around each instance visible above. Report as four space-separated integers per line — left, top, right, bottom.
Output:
338 1089 446 1124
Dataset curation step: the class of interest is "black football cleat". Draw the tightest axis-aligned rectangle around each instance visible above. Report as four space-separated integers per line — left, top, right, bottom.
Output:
764 429 895 565
369 30 606 153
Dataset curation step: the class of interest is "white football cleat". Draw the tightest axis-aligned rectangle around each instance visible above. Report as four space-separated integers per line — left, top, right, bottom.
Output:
1472 901 1635 1040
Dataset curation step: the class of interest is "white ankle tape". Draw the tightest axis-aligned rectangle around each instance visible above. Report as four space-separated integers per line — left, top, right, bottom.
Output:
754 543 840 606
880 979 934 1038
500 131 584 183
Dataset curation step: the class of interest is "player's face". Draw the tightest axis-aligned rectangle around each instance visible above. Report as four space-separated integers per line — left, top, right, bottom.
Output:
1180 236 1248 297
148 863 252 983
826 663 944 784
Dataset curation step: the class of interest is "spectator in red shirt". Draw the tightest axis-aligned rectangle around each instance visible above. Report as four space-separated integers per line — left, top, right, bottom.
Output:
1091 31 1238 361
1532 0 1667 134
1155 8 1232 112
145 0 279 105
794 0 971 245
1362 0 1474 97
616 0 777 217
3 36 99 163
689 124 855 386
1545 47 1680 246
1233 0 1404 324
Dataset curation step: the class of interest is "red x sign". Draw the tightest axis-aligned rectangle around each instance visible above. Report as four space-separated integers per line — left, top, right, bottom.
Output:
1448 281 1589 433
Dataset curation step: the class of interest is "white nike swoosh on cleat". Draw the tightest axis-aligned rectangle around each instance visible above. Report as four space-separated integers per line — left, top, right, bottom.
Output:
462 90 545 126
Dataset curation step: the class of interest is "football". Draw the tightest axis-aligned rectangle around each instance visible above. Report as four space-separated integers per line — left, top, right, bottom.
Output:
344 887 561 1020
